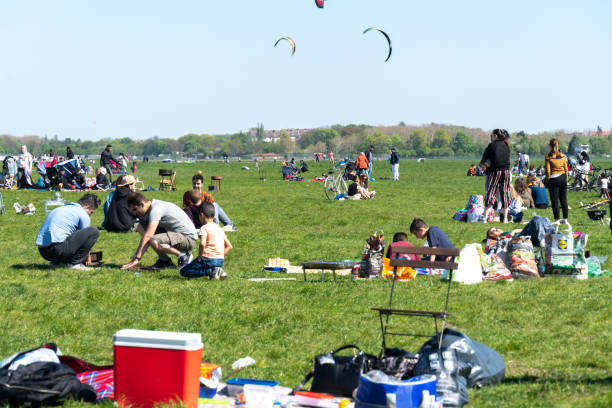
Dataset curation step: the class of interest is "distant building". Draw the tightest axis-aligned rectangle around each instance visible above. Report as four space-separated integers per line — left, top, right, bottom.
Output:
588 130 612 137
249 128 311 143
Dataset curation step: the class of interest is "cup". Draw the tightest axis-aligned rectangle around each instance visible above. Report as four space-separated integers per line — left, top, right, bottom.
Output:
243 384 276 408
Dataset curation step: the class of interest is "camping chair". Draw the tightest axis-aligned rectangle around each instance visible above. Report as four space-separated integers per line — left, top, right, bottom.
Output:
159 169 176 191
371 246 460 354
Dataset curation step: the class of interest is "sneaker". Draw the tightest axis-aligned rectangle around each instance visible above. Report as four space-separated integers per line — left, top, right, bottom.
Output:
177 252 193 267
152 258 175 269
210 267 226 280
69 263 93 271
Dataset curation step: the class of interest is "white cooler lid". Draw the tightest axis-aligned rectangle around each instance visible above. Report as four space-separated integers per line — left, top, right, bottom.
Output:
114 329 203 350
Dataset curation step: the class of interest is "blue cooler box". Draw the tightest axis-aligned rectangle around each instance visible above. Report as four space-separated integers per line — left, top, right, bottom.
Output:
355 375 436 408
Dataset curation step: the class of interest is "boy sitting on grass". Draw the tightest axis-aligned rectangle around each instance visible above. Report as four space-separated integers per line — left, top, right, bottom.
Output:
409 218 454 264
180 202 232 279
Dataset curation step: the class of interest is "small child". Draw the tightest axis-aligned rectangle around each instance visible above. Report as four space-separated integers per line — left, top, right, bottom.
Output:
131 161 137 174
600 174 609 199
409 218 454 262
180 202 232 279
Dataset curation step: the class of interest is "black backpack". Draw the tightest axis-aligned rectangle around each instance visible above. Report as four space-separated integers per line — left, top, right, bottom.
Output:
0 361 96 406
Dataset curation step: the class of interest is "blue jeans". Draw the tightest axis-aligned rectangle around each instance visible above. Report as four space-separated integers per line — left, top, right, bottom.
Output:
180 257 224 278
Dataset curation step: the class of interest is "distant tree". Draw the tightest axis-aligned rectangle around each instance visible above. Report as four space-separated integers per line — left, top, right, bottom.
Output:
452 132 474 154
431 129 451 149
597 125 602 136
409 130 428 156
568 134 588 155
398 121 406 127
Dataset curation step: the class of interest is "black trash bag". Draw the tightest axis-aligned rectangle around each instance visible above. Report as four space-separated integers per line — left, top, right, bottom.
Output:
0 361 97 406
413 347 469 407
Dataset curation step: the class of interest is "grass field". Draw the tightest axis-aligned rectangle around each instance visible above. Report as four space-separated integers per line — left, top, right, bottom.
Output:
1 158 611 407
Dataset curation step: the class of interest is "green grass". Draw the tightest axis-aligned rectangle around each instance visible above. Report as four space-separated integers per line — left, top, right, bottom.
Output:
1 159 611 407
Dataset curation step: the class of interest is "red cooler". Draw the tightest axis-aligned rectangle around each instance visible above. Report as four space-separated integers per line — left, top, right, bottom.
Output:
114 329 203 408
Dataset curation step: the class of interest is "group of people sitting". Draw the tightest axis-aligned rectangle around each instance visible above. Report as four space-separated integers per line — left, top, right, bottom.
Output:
36 172 236 280
281 158 309 179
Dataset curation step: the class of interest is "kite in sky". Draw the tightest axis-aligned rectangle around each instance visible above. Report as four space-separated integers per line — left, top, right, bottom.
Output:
274 37 296 56
362 27 392 62
315 0 325 8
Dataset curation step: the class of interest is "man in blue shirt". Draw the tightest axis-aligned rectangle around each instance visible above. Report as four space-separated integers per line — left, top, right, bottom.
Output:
36 194 101 270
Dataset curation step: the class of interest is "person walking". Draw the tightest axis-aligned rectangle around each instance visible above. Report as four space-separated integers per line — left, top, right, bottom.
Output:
545 138 569 222
479 129 511 223
366 145 374 178
390 147 399 181
36 193 101 270
66 146 75 159
100 144 119 183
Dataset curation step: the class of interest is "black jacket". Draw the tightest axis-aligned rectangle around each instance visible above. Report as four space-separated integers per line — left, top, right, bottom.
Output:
480 139 510 173
96 173 109 187
106 186 137 232
390 151 399 164
100 149 117 166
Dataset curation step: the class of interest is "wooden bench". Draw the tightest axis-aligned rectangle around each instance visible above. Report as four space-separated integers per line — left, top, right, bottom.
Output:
371 246 460 352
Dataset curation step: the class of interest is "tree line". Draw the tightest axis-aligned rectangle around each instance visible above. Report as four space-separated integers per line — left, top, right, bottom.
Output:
2 123 611 159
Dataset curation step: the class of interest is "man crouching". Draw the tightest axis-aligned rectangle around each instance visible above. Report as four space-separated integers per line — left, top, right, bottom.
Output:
121 193 197 270
36 193 101 270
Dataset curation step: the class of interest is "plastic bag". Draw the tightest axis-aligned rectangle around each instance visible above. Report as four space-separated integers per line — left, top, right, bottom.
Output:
509 236 539 278
381 257 416 281
454 244 483 284
586 257 602 277
413 329 505 393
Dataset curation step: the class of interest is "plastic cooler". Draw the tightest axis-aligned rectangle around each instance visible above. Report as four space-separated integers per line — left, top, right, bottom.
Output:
355 375 436 408
114 329 203 408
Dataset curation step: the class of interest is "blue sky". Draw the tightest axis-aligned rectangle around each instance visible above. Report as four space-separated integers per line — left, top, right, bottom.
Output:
1 1 610 141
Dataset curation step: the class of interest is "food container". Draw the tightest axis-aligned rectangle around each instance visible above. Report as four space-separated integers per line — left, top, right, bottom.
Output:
225 378 278 397
294 390 335 407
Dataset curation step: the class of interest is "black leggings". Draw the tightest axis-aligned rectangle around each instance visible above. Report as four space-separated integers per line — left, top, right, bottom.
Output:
547 174 568 220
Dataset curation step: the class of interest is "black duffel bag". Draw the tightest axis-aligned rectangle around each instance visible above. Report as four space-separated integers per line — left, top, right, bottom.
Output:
294 345 375 398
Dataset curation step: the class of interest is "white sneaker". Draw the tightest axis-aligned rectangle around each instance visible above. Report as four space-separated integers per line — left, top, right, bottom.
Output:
69 263 93 271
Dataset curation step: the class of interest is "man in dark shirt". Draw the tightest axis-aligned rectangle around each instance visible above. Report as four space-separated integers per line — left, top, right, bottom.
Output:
100 144 119 182
390 147 399 181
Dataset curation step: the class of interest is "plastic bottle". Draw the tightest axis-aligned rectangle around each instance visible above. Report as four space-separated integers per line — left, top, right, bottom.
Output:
418 390 430 408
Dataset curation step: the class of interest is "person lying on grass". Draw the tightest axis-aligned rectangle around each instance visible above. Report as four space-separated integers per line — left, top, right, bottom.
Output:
180 202 232 280
121 192 197 270
409 218 454 262
483 226 523 253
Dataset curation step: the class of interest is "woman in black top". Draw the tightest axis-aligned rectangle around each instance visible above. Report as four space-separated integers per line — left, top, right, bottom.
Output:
479 129 511 223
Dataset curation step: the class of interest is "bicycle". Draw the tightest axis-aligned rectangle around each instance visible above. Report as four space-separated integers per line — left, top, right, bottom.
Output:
324 164 348 200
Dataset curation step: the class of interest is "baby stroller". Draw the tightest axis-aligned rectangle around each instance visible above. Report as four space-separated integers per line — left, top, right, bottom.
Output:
2 156 18 179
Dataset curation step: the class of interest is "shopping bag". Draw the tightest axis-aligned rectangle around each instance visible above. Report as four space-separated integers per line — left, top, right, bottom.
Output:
550 221 574 256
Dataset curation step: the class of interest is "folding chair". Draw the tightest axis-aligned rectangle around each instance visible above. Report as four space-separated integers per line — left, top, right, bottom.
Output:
159 169 176 191
371 246 460 353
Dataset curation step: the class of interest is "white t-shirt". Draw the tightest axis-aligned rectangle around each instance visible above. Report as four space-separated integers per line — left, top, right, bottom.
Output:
601 178 609 189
